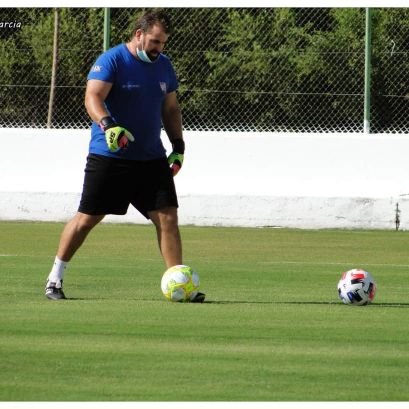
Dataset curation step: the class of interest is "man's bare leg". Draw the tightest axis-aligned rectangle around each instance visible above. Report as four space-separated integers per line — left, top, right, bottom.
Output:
150 207 205 303
45 212 104 300
149 207 182 268
57 212 105 262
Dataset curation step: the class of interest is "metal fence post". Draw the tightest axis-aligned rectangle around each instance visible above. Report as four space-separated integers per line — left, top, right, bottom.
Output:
47 8 59 128
104 8 111 51
364 7 372 134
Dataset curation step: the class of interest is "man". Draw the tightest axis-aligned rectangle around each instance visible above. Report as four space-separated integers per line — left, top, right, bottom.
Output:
44 10 204 303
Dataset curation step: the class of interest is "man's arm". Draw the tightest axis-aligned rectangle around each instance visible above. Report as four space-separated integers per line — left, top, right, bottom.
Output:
85 79 134 152
162 91 183 142
84 79 113 123
162 92 185 175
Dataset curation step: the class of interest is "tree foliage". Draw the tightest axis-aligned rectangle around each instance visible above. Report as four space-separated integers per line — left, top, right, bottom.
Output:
0 7 408 132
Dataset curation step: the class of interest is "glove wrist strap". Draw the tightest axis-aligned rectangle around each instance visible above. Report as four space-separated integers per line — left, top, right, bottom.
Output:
171 138 185 154
99 116 116 131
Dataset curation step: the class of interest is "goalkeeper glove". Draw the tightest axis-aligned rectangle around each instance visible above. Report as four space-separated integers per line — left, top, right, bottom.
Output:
168 138 185 176
99 116 134 152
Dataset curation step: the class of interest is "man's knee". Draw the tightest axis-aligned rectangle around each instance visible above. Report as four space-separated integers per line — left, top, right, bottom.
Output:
150 207 179 230
72 212 104 232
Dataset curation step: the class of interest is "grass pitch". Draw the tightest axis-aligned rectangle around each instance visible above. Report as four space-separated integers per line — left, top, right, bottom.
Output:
0 221 409 401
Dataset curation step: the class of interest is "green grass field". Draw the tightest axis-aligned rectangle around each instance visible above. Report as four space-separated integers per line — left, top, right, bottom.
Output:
1 221 409 401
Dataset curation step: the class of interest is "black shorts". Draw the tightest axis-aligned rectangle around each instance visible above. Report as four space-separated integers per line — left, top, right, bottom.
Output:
78 154 178 219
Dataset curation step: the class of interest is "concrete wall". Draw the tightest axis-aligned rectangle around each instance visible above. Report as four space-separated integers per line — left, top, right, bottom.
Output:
1 128 409 229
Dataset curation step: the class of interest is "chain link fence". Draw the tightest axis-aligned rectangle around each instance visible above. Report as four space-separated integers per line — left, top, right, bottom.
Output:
0 7 408 133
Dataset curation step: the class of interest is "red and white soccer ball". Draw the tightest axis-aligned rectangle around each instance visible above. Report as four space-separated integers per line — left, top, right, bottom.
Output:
337 268 377 306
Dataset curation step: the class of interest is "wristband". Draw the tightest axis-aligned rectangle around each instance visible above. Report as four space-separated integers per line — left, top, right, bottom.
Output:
171 138 185 154
99 116 116 131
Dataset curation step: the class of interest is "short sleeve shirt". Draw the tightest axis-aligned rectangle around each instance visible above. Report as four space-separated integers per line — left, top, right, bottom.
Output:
87 43 179 160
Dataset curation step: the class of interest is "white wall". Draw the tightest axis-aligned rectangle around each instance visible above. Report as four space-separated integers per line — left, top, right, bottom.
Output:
1 128 409 229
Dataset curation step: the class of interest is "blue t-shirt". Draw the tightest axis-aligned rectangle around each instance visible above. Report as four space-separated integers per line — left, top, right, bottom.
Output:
87 43 179 160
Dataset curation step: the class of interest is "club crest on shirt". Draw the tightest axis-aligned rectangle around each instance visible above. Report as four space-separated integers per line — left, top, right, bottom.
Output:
159 82 167 95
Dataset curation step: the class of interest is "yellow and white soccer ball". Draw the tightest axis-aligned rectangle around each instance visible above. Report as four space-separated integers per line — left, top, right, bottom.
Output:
161 264 200 302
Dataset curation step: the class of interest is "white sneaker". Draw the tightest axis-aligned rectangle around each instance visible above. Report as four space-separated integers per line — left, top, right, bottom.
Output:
45 280 66 300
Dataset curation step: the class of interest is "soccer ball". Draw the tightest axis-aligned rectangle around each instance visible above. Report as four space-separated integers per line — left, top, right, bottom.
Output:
337 268 377 306
161 264 200 302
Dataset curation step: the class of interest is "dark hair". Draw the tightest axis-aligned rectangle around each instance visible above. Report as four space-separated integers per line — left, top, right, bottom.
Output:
131 10 172 36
